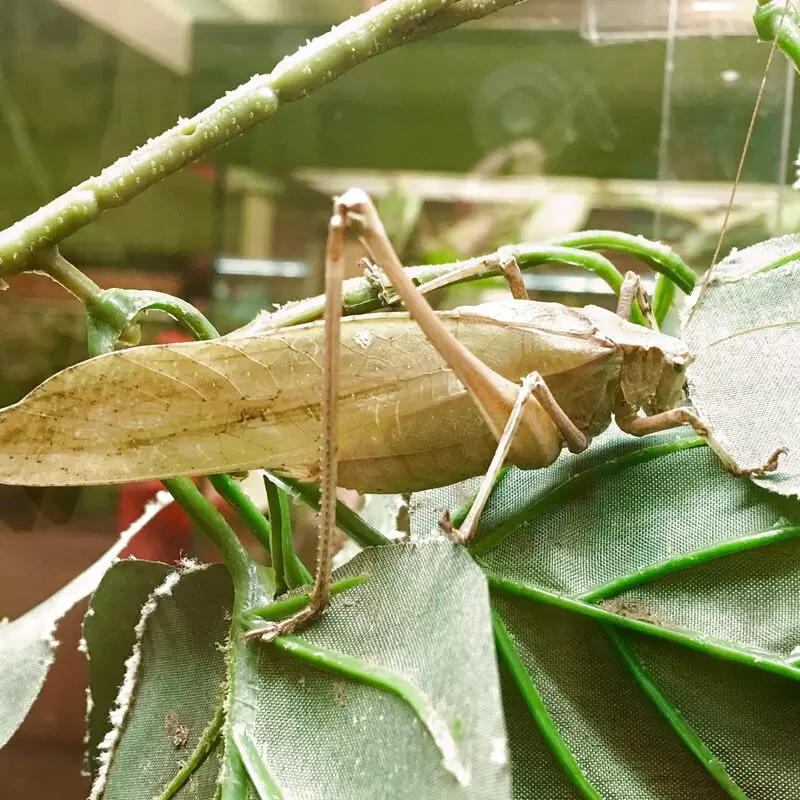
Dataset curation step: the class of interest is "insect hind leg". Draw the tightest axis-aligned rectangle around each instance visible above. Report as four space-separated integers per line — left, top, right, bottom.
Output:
245 195 350 644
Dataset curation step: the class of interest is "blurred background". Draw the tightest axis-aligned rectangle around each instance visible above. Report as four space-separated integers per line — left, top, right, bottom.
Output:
1 0 798 795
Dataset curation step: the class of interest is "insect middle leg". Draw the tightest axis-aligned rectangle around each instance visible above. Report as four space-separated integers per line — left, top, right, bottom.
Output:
453 370 589 544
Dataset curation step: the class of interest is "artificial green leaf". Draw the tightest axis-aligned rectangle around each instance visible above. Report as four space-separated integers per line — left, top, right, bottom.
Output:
223 542 510 799
83 560 172 779
682 234 800 496
413 427 800 799
88 563 232 800
0 492 172 751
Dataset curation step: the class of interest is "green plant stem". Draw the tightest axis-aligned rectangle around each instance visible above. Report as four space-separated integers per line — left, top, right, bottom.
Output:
231 725 284 800
263 479 287 595
157 704 225 800
242 575 368 626
652 273 676 327
162 477 258 606
208 474 273 554
0 0 524 275
504 245 650 325
233 232 696 335
549 230 696 293
30 248 140 344
492 612 601 800
754 2 800 73
262 476 312 591
266 474 391 549
109 290 220 339
487 572 800 682
604 627 750 800
32 247 100 304
579 525 800 604
88 289 218 356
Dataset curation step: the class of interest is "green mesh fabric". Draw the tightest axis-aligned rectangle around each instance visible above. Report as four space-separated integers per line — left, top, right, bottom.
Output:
84 560 172 779
87 564 232 799
232 543 510 799
413 427 800 798
682 233 800 497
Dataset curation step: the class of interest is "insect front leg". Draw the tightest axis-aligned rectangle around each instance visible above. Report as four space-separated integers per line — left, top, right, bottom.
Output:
497 252 529 300
616 270 657 329
615 406 786 477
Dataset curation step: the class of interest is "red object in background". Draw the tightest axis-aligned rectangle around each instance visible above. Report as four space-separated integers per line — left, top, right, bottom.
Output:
188 161 218 182
118 479 195 564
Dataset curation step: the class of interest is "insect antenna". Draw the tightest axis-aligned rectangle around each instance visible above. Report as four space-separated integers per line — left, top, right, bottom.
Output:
686 1 788 322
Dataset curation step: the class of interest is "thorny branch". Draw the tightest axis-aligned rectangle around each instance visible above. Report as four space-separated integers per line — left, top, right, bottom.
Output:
0 0 526 277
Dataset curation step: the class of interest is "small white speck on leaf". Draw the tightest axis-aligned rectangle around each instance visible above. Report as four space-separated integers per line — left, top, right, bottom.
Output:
353 330 374 349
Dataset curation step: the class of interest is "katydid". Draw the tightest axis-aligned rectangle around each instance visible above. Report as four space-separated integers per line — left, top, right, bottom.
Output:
0 191 781 498
0 189 785 638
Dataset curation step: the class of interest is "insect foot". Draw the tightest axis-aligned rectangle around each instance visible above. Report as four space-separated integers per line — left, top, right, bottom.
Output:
729 447 787 478
242 604 326 644
437 509 464 544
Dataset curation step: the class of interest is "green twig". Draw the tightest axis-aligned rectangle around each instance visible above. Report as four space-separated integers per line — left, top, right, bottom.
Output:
263 479 287 594
230 725 284 800
486 571 800 682
266 473 391 549
157 704 225 800
87 288 217 356
30 248 140 345
234 232 696 335
242 575 368 626
651 273 676 327
162 477 259 606
754 2 800 73
492 612 601 799
549 230 696 293
503 245 650 325
0 0 524 275
579 525 800 604
604 626 750 800
208 474 273 555
263 475 312 591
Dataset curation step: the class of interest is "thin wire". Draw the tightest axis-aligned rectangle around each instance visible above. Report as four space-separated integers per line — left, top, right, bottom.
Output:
654 0 679 241
704 15 785 283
